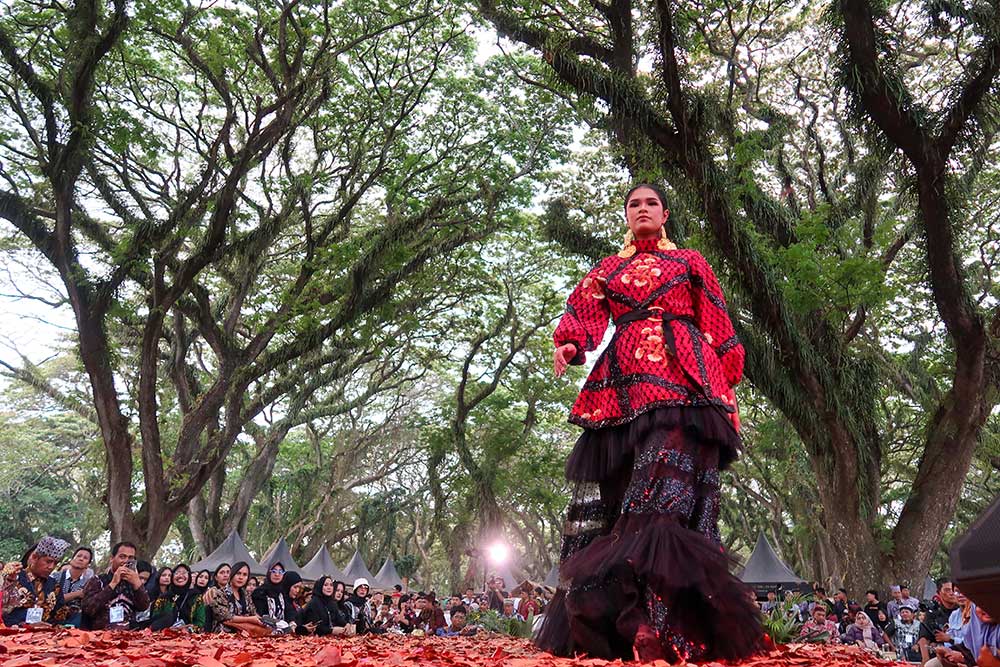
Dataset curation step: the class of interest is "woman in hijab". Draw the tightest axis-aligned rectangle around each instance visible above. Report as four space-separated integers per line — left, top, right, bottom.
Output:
150 564 195 630
844 610 889 651
299 578 354 636
190 563 230 632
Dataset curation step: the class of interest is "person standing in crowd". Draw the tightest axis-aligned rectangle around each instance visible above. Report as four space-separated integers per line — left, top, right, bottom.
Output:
517 585 540 619
888 605 922 661
832 588 851 624
844 610 889 652
799 605 840 645
208 561 269 635
80 542 150 630
887 585 905 620
899 585 920 613
538 184 763 663
52 546 93 628
920 578 961 663
863 589 887 627
1 536 69 626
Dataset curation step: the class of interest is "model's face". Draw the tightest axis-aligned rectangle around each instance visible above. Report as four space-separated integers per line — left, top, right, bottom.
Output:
625 187 668 240
173 568 189 587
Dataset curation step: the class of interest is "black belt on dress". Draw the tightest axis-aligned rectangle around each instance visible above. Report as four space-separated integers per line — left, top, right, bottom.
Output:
613 308 693 359
612 308 739 437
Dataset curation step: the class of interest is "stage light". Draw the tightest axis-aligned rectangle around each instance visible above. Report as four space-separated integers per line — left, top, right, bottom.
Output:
486 542 509 565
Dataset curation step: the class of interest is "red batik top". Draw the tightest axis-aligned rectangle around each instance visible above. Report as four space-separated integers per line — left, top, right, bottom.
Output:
554 238 744 429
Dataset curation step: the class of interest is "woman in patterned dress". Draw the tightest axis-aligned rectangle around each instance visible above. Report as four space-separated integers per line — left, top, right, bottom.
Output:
535 184 765 663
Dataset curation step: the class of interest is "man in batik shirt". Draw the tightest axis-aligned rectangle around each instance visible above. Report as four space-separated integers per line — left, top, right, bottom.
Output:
799 605 841 645
1 536 69 625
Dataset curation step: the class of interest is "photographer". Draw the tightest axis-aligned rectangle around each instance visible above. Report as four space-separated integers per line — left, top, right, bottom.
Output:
81 542 150 630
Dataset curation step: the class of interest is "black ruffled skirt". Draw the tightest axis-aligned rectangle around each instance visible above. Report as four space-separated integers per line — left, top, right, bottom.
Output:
535 407 765 663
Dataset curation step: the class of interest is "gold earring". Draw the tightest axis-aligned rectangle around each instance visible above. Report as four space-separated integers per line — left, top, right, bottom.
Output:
618 229 636 258
657 226 676 251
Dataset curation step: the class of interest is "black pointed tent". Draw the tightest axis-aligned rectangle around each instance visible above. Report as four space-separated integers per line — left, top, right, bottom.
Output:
737 532 806 594
372 558 404 591
299 544 346 582
191 531 260 573
257 537 301 576
342 550 376 587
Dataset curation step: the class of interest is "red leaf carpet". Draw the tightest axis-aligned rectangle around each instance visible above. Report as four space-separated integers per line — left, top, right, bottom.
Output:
0 627 906 667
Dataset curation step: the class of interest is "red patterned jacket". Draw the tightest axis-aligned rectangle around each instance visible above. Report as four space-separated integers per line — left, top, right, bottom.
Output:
554 238 744 429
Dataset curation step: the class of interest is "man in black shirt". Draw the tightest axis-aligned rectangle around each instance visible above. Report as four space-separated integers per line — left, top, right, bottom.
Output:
919 578 959 664
863 589 888 630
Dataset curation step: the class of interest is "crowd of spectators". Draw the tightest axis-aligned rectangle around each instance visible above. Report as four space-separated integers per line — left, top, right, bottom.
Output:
1 536 552 639
759 579 999 666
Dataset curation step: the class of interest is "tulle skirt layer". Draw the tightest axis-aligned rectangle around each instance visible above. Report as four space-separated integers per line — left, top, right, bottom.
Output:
536 407 764 663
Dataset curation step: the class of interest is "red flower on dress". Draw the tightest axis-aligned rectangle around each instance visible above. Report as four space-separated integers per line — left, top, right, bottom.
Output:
620 256 661 288
634 322 667 363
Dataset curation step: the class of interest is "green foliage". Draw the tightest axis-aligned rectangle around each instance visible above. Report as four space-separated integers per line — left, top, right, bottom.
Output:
762 593 808 644
468 608 535 638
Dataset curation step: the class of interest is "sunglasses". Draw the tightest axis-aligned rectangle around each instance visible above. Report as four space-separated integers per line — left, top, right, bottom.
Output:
270 567 285 574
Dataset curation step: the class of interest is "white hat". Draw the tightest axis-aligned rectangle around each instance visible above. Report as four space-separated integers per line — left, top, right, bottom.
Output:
353 577 369 590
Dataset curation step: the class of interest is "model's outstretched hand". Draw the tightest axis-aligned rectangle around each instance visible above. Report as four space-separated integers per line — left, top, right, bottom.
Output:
553 343 577 377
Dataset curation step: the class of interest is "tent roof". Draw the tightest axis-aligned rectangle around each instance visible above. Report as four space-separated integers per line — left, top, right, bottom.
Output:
298 544 346 582
342 550 376 586
922 576 938 601
738 533 805 587
544 565 560 588
372 558 404 591
190 531 260 573
256 537 301 576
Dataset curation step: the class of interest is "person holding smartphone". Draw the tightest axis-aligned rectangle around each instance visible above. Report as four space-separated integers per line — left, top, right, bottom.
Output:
80 542 150 630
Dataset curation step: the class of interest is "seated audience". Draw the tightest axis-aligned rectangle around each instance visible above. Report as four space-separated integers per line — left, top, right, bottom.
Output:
500 598 520 620
517 585 540 619
253 562 302 631
888 605 922 662
929 604 1000 667
844 610 889 651
52 546 93 628
208 561 269 636
436 607 477 637
799 604 840 644
80 541 150 630
149 564 195 630
1 536 69 626
346 578 371 633
921 578 961 663
298 577 354 636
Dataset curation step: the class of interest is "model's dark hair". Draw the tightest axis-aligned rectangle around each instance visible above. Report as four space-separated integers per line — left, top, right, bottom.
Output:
624 183 668 211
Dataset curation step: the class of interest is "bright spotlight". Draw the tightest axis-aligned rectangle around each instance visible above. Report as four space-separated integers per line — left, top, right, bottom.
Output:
486 542 509 565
